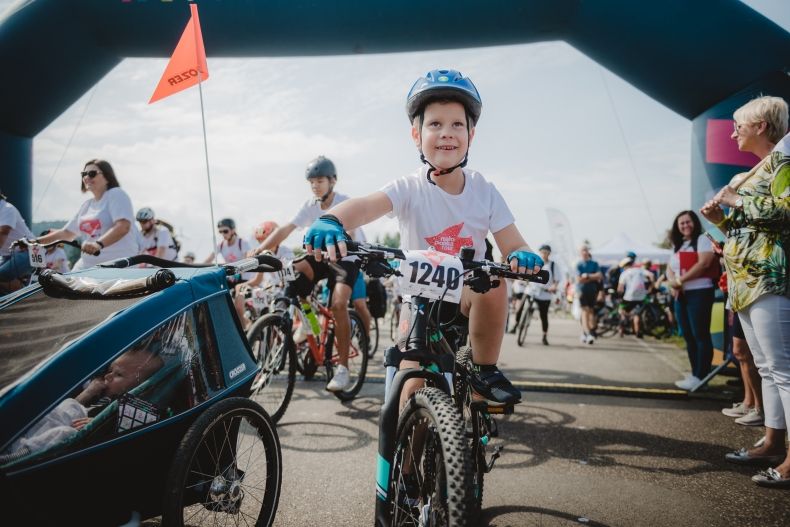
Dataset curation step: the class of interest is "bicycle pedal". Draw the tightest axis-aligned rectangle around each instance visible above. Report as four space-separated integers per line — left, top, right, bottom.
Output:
485 445 504 473
486 404 514 415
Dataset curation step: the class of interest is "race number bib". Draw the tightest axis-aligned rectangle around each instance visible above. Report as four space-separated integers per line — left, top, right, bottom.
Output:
28 245 46 268
252 288 269 309
399 250 464 303
282 260 296 282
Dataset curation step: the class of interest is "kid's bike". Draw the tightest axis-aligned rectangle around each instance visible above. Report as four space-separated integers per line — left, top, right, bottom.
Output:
344 242 549 526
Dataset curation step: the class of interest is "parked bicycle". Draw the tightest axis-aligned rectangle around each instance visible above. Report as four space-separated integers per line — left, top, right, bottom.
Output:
342 242 549 526
245 268 369 423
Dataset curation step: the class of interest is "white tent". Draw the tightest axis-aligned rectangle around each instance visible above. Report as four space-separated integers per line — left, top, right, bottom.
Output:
591 232 672 265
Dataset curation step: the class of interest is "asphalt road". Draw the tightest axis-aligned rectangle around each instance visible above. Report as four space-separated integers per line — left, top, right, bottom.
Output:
263 316 790 527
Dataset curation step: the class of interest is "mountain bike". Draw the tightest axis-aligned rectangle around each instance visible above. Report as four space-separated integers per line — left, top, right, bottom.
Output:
7 238 85 287
343 242 549 526
245 273 369 422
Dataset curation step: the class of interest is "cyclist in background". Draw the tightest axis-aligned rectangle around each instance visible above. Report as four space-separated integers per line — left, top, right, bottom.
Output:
181 251 196 265
617 255 655 338
234 220 293 329
251 156 362 392
0 190 34 290
302 69 543 406
204 218 250 265
526 244 561 345
40 229 70 274
136 207 178 261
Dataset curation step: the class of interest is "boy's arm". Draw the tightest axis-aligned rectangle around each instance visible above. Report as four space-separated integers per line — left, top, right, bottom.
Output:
492 224 540 274
329 192 393 231
306 192 393 261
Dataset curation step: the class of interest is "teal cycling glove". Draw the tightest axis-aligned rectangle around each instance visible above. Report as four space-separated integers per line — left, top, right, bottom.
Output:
507 250 544 271
303 215 348 250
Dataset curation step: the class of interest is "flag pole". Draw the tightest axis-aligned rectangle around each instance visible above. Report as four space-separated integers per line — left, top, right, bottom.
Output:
196 73 218 265
190 4 218 266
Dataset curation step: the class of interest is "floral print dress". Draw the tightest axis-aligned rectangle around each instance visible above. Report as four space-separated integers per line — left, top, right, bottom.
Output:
720 150 790 312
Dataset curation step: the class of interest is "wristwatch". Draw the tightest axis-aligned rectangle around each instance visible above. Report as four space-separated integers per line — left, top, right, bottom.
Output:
734 197 744 209
96 240 105 249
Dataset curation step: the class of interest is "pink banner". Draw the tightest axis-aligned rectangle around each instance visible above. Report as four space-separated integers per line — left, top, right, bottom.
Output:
706 119 760 167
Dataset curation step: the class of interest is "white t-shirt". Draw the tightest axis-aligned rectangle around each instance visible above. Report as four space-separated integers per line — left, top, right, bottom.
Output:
290 192 350 229
527 260 560 301
619 267 650 301
669 235 715 291
216 235 253 279
382 167 515 259
45 247 70 273
65 188 139 270
139 224 178 261
0 199 34 256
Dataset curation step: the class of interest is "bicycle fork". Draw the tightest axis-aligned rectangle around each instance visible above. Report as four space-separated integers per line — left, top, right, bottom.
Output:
375 354 450 527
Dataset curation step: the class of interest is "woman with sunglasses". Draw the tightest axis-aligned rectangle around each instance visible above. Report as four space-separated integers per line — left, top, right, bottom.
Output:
36 159 138 270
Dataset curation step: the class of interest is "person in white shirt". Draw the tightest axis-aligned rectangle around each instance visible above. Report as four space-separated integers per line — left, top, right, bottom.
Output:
251 156 363 392
37 229 71 274
617 256 654 338
204 218 251 266
0 191 35 289
233 220 294 329
302 70 543 406
526 244 561 345
136 207 178 261
36 159 139 271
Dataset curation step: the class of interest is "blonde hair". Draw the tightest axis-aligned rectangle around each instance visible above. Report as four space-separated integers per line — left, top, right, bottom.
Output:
733 96 789 144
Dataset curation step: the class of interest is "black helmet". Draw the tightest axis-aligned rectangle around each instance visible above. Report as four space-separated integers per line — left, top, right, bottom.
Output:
217 218 235 230
406 69 482 126
305 156 337 180
136 207 155 221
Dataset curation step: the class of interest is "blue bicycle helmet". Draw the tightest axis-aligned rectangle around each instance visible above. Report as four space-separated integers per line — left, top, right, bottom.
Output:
406 69 482 125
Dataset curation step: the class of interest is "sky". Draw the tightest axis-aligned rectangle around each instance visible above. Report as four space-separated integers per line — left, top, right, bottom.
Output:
4 0 789 261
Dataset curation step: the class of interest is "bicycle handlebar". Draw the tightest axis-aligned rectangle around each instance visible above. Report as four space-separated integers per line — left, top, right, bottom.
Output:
98 253 283 274
12 238 94 254
345 241 549 284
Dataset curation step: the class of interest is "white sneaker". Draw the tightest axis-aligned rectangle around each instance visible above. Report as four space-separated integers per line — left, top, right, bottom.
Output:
734 408 764 426
326 365 351 392
580 334 588 343
722 402 751 418
674 375 701 391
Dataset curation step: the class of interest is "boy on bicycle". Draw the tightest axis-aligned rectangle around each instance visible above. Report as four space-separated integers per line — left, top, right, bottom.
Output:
251 156 362 392
303 69 542 405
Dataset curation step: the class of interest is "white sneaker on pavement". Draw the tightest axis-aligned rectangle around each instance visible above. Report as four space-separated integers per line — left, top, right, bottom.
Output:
674 375 701 391
326 365 351 392
722 402 751 417
734 408 765 426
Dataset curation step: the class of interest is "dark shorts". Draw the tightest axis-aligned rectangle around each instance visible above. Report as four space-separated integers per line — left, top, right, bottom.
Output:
732 311 745 340
621 300 642 313
579 288 598 308
301 255 360 290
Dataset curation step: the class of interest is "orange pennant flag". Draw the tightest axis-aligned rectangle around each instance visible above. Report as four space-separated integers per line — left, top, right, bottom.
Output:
149 4 209 104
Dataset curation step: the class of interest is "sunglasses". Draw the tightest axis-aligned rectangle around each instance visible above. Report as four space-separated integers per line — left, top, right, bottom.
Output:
218 229 230 234
81 170 101 178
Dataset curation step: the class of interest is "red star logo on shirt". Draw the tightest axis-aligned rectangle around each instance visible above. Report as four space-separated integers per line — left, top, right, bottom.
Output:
424 223 473 256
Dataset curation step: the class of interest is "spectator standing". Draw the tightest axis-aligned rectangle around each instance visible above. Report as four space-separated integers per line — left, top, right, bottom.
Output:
526 244 561 345
666 210 716 390
701 96 789 488
575 245 603 344
37 160 138 271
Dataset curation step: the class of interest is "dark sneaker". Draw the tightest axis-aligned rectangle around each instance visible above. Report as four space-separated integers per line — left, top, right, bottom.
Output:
542 335 549 346
469 367 521 405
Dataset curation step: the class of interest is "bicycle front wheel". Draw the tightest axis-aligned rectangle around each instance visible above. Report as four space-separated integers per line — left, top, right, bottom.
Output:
368 317 380 358
389 387 475 527
246 313 296 423
516 302 532 347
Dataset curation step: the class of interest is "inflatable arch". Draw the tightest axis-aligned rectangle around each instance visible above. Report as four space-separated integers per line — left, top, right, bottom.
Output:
0 0 788 221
